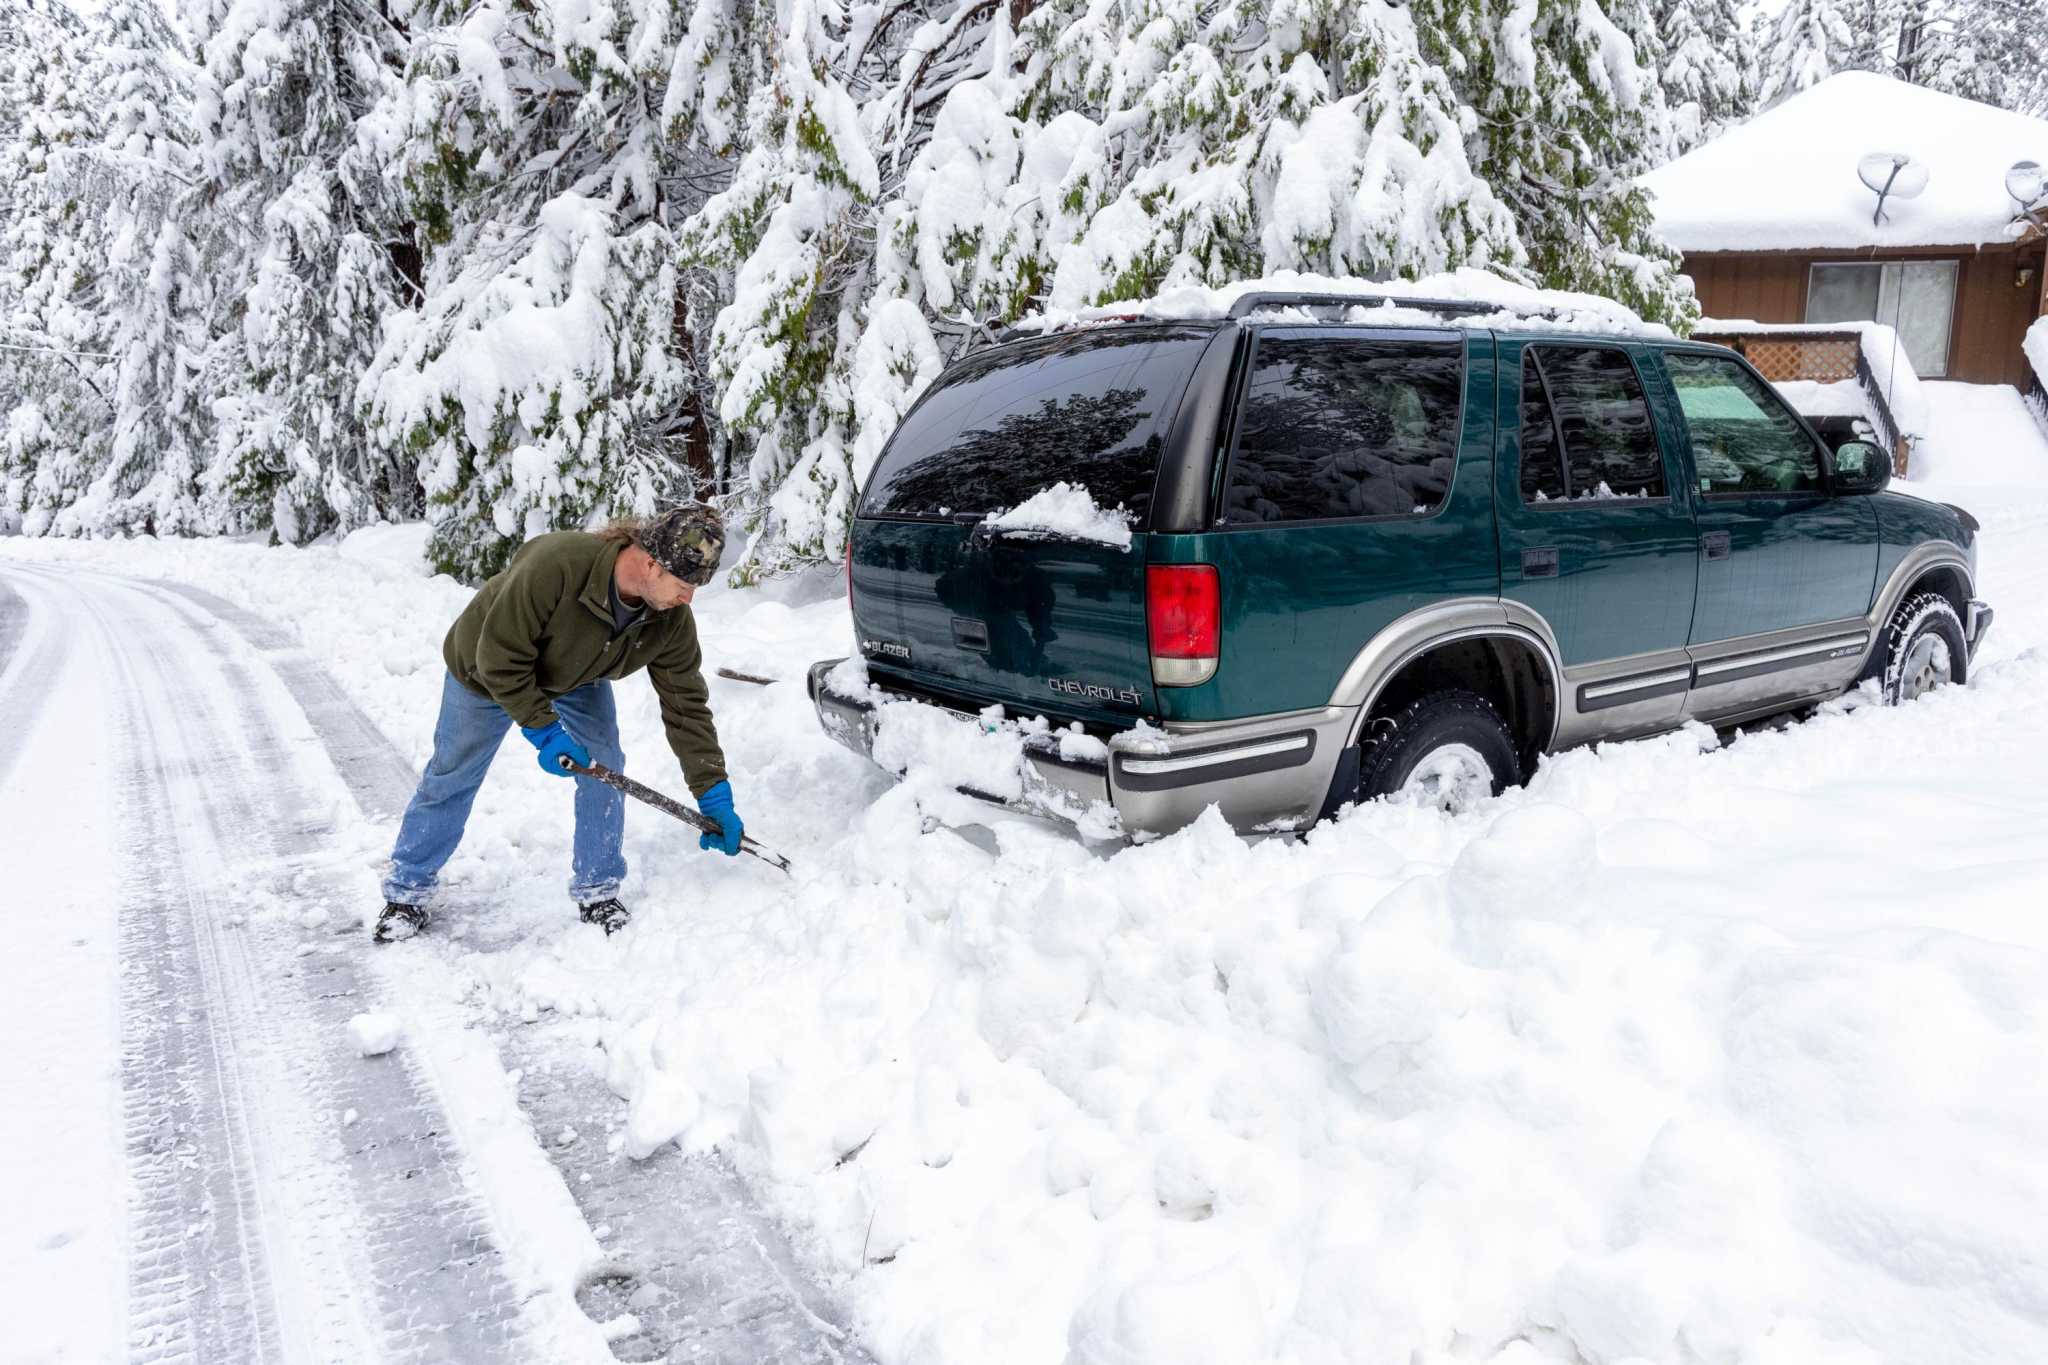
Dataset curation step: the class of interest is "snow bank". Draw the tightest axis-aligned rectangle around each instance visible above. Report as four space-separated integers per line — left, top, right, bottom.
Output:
1908 383 2048 485
1645 72 2048 251
1015 268 1668 340
2026 317 2048 389
337 521 435 576
10 508 2048 1364
1696 317 1929 439
982 483 1134 550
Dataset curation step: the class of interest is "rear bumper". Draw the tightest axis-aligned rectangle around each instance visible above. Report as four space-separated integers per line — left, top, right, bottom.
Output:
807 659 1355 837
1966 599 1993 657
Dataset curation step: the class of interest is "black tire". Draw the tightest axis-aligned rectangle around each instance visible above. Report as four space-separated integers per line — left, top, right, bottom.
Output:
1356 688 1524 813
1878 591 1967 705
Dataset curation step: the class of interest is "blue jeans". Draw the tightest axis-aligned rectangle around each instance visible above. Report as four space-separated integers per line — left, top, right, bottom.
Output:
383 671 627 906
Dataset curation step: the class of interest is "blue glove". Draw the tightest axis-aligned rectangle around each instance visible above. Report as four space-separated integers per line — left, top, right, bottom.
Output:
696 780 743 856
521 720 591 778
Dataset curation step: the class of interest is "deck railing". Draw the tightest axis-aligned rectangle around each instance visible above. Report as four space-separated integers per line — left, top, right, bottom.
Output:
1852 344 1907 472
2025 363 2048 450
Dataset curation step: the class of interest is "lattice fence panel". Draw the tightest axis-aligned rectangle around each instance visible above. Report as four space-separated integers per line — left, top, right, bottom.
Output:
1732 337 1859 382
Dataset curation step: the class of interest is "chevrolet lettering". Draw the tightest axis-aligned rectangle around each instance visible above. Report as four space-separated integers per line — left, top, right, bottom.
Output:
1049 679 1142 706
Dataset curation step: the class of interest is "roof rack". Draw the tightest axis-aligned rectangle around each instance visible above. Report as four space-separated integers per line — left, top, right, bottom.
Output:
1224 291 1560 321
985 289 1567 346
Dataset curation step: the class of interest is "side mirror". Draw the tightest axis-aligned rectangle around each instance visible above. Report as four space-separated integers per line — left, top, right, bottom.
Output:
1830 440 1891 495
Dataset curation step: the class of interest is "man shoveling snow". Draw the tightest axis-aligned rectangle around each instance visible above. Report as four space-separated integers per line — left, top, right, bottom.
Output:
374 504 745 942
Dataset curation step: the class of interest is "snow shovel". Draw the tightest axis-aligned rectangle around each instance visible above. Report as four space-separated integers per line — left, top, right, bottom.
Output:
558 758 794 875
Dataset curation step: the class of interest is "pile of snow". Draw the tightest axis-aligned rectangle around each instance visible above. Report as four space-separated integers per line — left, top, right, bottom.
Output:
2025 317 2048 389
822 656 1121 838
1645 73 2048 251
1773 378 1869 419
982 483 1135 550
1695 317 1929 439
10 496 2048 1363
1014 268 1666 341
337 522 436 577
1908 382 2048 484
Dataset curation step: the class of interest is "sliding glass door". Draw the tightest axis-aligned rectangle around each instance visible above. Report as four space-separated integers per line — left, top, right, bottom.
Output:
1806 260 1958 377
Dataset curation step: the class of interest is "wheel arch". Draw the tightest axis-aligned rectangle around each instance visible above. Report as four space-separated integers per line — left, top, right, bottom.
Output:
1861 542 1973 677
1334 602 1563 776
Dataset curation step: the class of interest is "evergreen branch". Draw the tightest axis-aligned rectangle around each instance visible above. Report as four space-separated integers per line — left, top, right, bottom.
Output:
889 0 1000 161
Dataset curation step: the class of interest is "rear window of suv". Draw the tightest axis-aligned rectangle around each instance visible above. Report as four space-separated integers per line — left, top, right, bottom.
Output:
858 325 1214 523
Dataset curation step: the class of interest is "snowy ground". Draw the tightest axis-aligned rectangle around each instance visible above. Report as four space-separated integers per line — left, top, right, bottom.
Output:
6 448 2048 1363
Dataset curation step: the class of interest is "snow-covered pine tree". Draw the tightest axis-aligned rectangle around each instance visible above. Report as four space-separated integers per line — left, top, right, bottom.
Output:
1416 0 1696 327
1604 0 1681 166
1959 0 2048 114
70 0 211 536
679 0 881 579
192 0 413 544
1758 0 1855 106
1657 0 1756 148
694 0 1539 577
362 0 713 580
1036 0 1526 306
1 1 115 536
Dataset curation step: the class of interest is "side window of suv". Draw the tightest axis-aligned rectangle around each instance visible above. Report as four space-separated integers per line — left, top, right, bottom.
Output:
1520 346 1666 502
1222 333 1464 524
1663 350 1825 495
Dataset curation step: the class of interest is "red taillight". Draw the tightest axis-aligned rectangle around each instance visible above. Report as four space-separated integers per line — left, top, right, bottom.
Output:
845 543 854 606
1147 564 1219 686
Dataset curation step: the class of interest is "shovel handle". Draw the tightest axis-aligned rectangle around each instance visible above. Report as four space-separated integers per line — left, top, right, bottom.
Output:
558 757 793 874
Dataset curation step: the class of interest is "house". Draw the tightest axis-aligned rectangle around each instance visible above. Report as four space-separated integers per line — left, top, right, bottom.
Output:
1642 72 2048 388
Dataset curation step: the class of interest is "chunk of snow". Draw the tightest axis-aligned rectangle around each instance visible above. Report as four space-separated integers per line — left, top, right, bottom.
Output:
2025 318 2048 389
982 483 1135 549
346 1012 402 1057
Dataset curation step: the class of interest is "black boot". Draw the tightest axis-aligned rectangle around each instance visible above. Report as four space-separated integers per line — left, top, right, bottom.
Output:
374 902 430 943
578 898 631 936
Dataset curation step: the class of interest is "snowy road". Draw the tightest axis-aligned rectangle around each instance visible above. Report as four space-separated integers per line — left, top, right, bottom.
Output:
0 562 870 1364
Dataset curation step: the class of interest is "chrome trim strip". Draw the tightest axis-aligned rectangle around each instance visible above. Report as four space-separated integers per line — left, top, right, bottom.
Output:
1118 733 1311 777
1696 632 1866 679
1582 666 1692 701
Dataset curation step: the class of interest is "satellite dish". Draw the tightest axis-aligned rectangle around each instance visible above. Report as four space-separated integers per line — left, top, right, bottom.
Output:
2007 159 2045 209
1857 152 1929 226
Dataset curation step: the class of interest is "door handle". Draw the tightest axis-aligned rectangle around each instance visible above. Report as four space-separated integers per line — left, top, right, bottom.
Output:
1521 547 1559 579
1701 531 1731 561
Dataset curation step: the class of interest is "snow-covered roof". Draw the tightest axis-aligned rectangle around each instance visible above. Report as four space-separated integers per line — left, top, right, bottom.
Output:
1012 268 1668 339
1643 73 2048 252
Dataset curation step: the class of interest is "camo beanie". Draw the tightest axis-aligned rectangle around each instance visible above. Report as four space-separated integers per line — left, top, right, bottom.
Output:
638 503 726 586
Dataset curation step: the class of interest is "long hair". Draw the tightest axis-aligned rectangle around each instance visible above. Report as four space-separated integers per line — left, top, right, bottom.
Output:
595 516 645 546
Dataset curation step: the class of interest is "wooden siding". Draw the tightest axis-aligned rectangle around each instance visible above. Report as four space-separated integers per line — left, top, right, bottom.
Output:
1682 243 2048 387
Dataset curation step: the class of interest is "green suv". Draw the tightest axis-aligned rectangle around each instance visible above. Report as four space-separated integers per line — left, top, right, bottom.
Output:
808 292 1992 835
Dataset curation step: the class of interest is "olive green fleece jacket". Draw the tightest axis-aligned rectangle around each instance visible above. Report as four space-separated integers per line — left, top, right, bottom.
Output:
443 531 728 797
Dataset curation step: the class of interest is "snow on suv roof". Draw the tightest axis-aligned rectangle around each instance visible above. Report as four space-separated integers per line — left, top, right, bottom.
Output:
1005 268 1669 341
1643 72 2048 252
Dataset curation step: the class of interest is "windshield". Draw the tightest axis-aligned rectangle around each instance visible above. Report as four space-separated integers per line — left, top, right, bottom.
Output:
858 325 1214 524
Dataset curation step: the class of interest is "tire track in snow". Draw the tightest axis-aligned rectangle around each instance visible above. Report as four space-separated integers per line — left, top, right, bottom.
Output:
14 563 537 1364
135 576 876 1364
0 571 64 787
